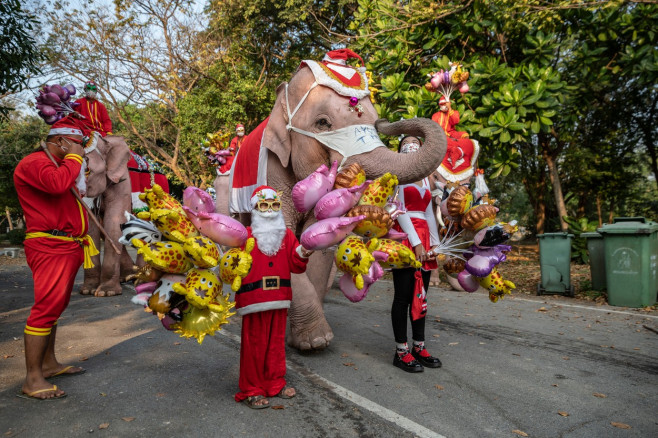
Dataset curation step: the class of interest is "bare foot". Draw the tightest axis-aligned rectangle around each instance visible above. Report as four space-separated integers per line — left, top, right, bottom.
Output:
21 382 66 400
43 364 85 378
277 386 296 398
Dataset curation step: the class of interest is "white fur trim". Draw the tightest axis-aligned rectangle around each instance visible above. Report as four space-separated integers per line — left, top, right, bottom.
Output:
303 60 370 99
229 144 268 214
436 139 480 182
250 187 279 208
49 127 83 136
237 300 291 316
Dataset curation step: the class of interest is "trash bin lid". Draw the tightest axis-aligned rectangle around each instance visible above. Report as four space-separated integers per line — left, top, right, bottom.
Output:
597 217 658 235
580 232 602 239
537 232 574 239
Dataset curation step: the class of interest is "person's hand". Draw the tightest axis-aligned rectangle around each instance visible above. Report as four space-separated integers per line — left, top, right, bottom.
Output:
69 141 85 158
413 244 426 262
300 246 314 258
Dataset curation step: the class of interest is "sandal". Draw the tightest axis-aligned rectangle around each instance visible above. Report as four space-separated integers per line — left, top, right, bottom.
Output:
276 386 296 399
242 395 269 409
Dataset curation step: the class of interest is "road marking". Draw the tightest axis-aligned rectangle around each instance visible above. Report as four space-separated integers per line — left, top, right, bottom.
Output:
217 330 446 438
512 298 658 319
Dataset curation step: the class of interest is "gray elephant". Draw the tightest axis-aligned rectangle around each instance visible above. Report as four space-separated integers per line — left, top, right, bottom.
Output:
229 50 447 350
80 134 134 297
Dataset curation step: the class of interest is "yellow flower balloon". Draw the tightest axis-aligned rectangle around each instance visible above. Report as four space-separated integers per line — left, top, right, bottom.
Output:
477 267 516 303
335 235 375 290
172 268 222 309
367 238 421 270
219 237 255 292
132 239 193 274
358 173 398 207
184 235 220 268
171 297 235 344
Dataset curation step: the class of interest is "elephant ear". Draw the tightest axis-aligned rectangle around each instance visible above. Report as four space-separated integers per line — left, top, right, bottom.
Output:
105 136 131 184
262 82 292 168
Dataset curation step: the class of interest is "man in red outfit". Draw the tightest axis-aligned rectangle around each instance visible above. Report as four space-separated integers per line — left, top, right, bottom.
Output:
74 81 113 137
234 185 313 409
13 117 97 400
218 123 246 175
431 95 469 139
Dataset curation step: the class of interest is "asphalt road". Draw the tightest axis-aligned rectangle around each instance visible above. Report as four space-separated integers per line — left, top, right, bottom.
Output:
1 259 656 438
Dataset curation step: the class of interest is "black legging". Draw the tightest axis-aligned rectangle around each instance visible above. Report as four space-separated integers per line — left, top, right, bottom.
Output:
391 267 431 344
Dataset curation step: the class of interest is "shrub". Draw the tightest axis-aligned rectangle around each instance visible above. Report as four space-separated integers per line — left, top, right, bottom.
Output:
7 228 26 245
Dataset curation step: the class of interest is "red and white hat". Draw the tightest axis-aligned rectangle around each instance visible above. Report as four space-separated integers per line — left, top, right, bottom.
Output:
300 49 370 99
236 123 244 129
439 95 449 105
48 116 84 137
250 185 279 208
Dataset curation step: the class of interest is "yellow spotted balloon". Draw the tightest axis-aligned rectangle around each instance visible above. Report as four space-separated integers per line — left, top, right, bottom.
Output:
138 183 184 213
172 268 222 309
358 173 398 207
367 238 421 270
335 235 375 290
219 237 255 292
132 239 193 274
184 235 220 268
141 208 199 244
477 267 516 302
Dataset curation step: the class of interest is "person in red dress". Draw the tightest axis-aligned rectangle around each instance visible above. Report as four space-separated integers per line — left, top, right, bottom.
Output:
390 136 442 373
13 117 96 400
218 123 246 175
431 95 469 139
74 81 113 137
234 186 313 409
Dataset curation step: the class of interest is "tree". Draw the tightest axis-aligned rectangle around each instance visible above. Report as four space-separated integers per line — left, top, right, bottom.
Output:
0 0 43 117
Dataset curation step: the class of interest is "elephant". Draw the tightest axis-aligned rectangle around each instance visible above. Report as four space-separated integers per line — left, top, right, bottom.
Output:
228 53 447 351
80 134 135 297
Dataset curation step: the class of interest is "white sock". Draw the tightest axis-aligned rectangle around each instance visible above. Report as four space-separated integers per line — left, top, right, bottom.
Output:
396 342 409 353
413 340 425 349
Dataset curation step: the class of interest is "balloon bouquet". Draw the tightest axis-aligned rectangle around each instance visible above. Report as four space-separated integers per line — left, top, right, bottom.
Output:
438 175 519 303
424 61 470 97
293 161 467 303
200 131 232 168
121 184 254 343
35 83 80 124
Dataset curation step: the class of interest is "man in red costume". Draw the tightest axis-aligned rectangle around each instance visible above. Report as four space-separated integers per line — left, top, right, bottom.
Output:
431 95 469 139
74 81 113 137
218 123 246 175
234 186 313 409
13 117 97 400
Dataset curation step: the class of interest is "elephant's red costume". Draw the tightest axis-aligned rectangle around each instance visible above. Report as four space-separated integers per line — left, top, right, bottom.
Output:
127 151 169 212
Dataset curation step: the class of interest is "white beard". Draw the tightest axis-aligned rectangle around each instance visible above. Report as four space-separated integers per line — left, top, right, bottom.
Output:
251 210 287 256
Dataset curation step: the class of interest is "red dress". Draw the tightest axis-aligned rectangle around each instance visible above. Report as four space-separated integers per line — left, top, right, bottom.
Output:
393 179 440 271
218 135 244 175
74 97 112 136
431 109 468 139
234 227 308 402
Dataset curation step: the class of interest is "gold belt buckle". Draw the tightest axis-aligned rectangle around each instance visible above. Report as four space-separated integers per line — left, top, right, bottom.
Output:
262 276 280 290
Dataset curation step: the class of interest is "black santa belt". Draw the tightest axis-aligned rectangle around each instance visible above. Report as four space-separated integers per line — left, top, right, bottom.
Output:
237 276 291 294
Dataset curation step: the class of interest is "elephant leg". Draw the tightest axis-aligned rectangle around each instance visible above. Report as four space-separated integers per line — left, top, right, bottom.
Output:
81 219 102 295
288 251 335 351
119 246 136 282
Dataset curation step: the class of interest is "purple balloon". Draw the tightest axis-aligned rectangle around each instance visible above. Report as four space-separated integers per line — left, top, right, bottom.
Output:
291 161 338 213
64 83 76 95
40 105 57 117
44 115 58 124
300 215 366 250
457 270 480 292
464 245 511 277
42 92 61 106
314 181 370 220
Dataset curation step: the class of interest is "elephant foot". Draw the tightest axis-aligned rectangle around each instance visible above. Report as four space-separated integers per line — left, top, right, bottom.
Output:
79 283 98 295
94 284 123 297
287 300 334 351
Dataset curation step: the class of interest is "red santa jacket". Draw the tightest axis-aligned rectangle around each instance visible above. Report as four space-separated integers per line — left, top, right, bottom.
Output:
14 151 88 237
431 110 468 139
235 227 308 316
74 97 112 136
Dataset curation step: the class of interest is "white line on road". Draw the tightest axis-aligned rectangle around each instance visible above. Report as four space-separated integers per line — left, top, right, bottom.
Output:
218 330 446 438
511 297 658 319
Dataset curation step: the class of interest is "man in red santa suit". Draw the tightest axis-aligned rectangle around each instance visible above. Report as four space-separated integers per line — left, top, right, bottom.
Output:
234 186 313 409
431 95 469 139
218 123 246 175
74 81 113 137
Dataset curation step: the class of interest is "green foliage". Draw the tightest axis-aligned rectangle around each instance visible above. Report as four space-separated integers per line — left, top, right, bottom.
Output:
563 216 598 264
6 228 25 245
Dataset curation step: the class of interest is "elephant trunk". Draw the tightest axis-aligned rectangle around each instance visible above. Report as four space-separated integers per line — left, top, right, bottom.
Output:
344 118 447 185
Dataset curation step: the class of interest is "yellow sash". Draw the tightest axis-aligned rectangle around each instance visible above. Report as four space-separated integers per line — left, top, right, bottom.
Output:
25 232 100 269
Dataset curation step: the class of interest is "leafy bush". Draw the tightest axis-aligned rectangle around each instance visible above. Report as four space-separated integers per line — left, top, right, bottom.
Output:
563 216 598 264
6 228 25 245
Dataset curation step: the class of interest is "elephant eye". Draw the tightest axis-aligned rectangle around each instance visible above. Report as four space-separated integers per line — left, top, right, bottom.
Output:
316 118 332 130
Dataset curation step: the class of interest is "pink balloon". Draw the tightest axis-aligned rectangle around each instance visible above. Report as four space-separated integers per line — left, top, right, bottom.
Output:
300 215 366 250
339 251 388 302
464 245 511 277
314 181 370 220
384 228 408 241
291 161 338 213
430 73 443 89
457 270 480 292
183 186 215 214
183 207 248 247
459 82 470 94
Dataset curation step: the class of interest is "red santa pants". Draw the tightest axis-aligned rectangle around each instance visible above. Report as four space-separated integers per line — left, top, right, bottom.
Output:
234 308 288 402
24 238 83 334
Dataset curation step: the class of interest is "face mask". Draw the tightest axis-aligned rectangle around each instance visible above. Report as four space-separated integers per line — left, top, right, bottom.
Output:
439 105 448 112
237 130 245 137
400 141 421 154
285 83 384 167
86 90 97 99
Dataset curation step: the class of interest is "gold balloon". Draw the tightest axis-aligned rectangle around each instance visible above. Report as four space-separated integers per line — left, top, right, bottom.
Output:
346 205 393 238
446 186 473 217
148 290 172 314
461 205 498 231
334 162 366 189
172 296 236 344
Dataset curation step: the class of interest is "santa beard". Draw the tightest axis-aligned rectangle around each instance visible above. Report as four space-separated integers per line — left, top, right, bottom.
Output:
251 209 287 256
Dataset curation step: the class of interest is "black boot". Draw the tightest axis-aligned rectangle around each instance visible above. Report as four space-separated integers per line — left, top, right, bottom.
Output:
412 345 442 368
393 351 424 373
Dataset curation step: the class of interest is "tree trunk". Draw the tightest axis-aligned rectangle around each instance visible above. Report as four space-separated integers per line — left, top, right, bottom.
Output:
522 169 547 235
596 194 602 227
608 200 615 224
5 207 13 231
544 153 568 231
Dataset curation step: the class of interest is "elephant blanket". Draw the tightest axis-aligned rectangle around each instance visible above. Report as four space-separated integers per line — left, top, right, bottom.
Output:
436 138 480 183
128 151 170 213
228 117 270 214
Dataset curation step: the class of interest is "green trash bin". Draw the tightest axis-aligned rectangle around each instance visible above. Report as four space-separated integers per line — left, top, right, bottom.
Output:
537 232 575 297
581 232 606 291
597 217 658 308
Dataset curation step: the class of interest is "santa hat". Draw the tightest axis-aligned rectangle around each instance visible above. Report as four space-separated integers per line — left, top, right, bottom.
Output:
300 49 370 99
439 96 449 105
236 124 244 129
48 116 84 137
250 185 279 208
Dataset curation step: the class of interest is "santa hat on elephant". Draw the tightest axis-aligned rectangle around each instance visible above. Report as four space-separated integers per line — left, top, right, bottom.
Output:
250 185 280 208
300 48 370 99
